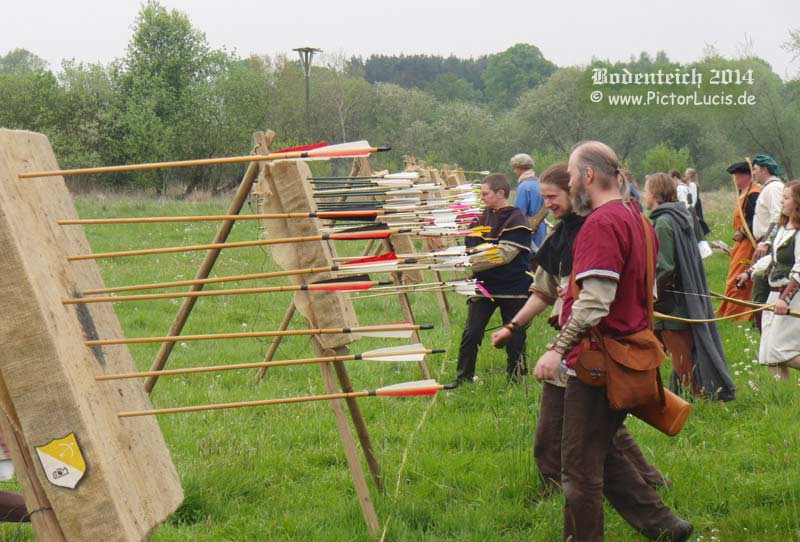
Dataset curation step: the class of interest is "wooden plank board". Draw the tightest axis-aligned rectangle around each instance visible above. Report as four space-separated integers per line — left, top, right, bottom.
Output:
0 129 182 541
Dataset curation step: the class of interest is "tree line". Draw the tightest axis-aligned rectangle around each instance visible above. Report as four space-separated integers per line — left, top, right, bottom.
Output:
1 0 798 194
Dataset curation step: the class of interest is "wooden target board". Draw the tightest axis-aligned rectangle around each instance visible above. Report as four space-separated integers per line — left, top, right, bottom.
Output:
0 129 182 541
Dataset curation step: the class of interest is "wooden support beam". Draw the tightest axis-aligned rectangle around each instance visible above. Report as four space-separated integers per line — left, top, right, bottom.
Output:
254 302 296 382
145 130 274 393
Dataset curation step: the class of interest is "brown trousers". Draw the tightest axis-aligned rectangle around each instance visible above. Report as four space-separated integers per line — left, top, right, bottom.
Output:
535 382 669 491
562 378 680 542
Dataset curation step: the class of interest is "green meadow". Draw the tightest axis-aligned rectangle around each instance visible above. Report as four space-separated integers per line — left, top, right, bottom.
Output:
2 190 799 542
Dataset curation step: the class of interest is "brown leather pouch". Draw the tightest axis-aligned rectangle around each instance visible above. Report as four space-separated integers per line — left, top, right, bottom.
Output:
575 335 607 387
603 329 665 411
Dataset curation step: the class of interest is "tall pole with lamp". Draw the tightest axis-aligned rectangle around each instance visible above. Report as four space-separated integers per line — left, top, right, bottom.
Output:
293 47 322 133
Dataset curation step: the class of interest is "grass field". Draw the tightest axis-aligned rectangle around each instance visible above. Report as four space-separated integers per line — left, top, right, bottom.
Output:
2 189 799 542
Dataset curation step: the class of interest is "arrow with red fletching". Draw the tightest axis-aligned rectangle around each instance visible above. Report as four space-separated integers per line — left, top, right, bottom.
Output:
67 228 412 261
117 379 456 418
19 140 390 179
272 141 330 153
78 257 422 295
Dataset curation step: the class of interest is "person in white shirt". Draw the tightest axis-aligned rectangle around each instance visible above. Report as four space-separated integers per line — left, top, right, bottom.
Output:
684 168 710 235
749 154 786 329
737 182 800 380
671 169 689 208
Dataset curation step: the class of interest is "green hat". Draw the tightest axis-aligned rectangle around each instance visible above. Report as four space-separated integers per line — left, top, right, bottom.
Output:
752 154 784 177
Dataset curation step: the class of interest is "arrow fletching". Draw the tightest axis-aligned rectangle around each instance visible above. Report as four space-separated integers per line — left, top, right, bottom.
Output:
354 322 427 339
342 252 398 266
453 280 480 296
330 229 396 241
384 171 420 180
467 226 492 237
374 379 443 397
302 140 373 160
355 329 415 339
476 282 494 300
360 343 430 362
309 276 390 291
273 141 329 154
336 261 400 274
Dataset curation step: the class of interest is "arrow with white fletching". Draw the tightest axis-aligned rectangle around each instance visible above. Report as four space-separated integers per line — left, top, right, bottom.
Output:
85 323 433 347
96 344 443 381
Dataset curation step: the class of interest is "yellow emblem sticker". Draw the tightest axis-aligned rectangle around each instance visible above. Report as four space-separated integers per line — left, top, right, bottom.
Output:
35 433 86 489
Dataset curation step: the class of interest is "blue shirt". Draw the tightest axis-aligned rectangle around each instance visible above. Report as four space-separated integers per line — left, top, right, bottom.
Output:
514 177 547 249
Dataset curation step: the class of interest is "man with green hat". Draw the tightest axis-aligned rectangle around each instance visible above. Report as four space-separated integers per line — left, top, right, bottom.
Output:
750 154 785 327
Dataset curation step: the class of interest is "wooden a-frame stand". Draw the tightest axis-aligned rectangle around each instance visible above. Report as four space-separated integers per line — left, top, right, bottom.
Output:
144 130 384 533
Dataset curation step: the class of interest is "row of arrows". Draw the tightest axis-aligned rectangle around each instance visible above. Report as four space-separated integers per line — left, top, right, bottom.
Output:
20 141 486 417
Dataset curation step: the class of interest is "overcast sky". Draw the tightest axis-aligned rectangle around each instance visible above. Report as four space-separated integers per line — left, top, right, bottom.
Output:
2 0 798 77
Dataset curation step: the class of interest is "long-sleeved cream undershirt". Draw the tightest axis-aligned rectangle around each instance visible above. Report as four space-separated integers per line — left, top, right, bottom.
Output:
551 277 618 353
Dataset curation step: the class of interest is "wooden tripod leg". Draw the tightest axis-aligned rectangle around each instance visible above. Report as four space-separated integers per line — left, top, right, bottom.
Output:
316 347 379 535
381 240 430 379
393 284 431 379
327 357 383 491
145 155 264 394
254 302 296 382
431 269 451 328
359 238 376 257
423 238 451 327
0 377 66 541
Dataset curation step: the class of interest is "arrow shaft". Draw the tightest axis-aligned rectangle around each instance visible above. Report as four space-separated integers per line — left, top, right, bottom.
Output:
85 324 430 347
68 230 402 261
119 389 371 417
19 147 386 179
82 265 336 294
350 286 457 300
58 210 386 226
65 281 380 304
97 348 435 381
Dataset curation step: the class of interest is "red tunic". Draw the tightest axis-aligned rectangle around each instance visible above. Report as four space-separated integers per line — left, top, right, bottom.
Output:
560 200 657 368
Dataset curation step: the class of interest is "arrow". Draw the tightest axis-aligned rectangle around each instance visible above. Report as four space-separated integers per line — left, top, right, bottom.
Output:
309 172 420 181
84 323 434 347
57 210 395 225
117 379 456 418
332 247 482 265
432 168 490 176
310 179 415 189
57 206 483 226
350 280 481 300
67 228 411 261
63 279 391 305
18 141 390 179
80 259 418 295
96 344 444 381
